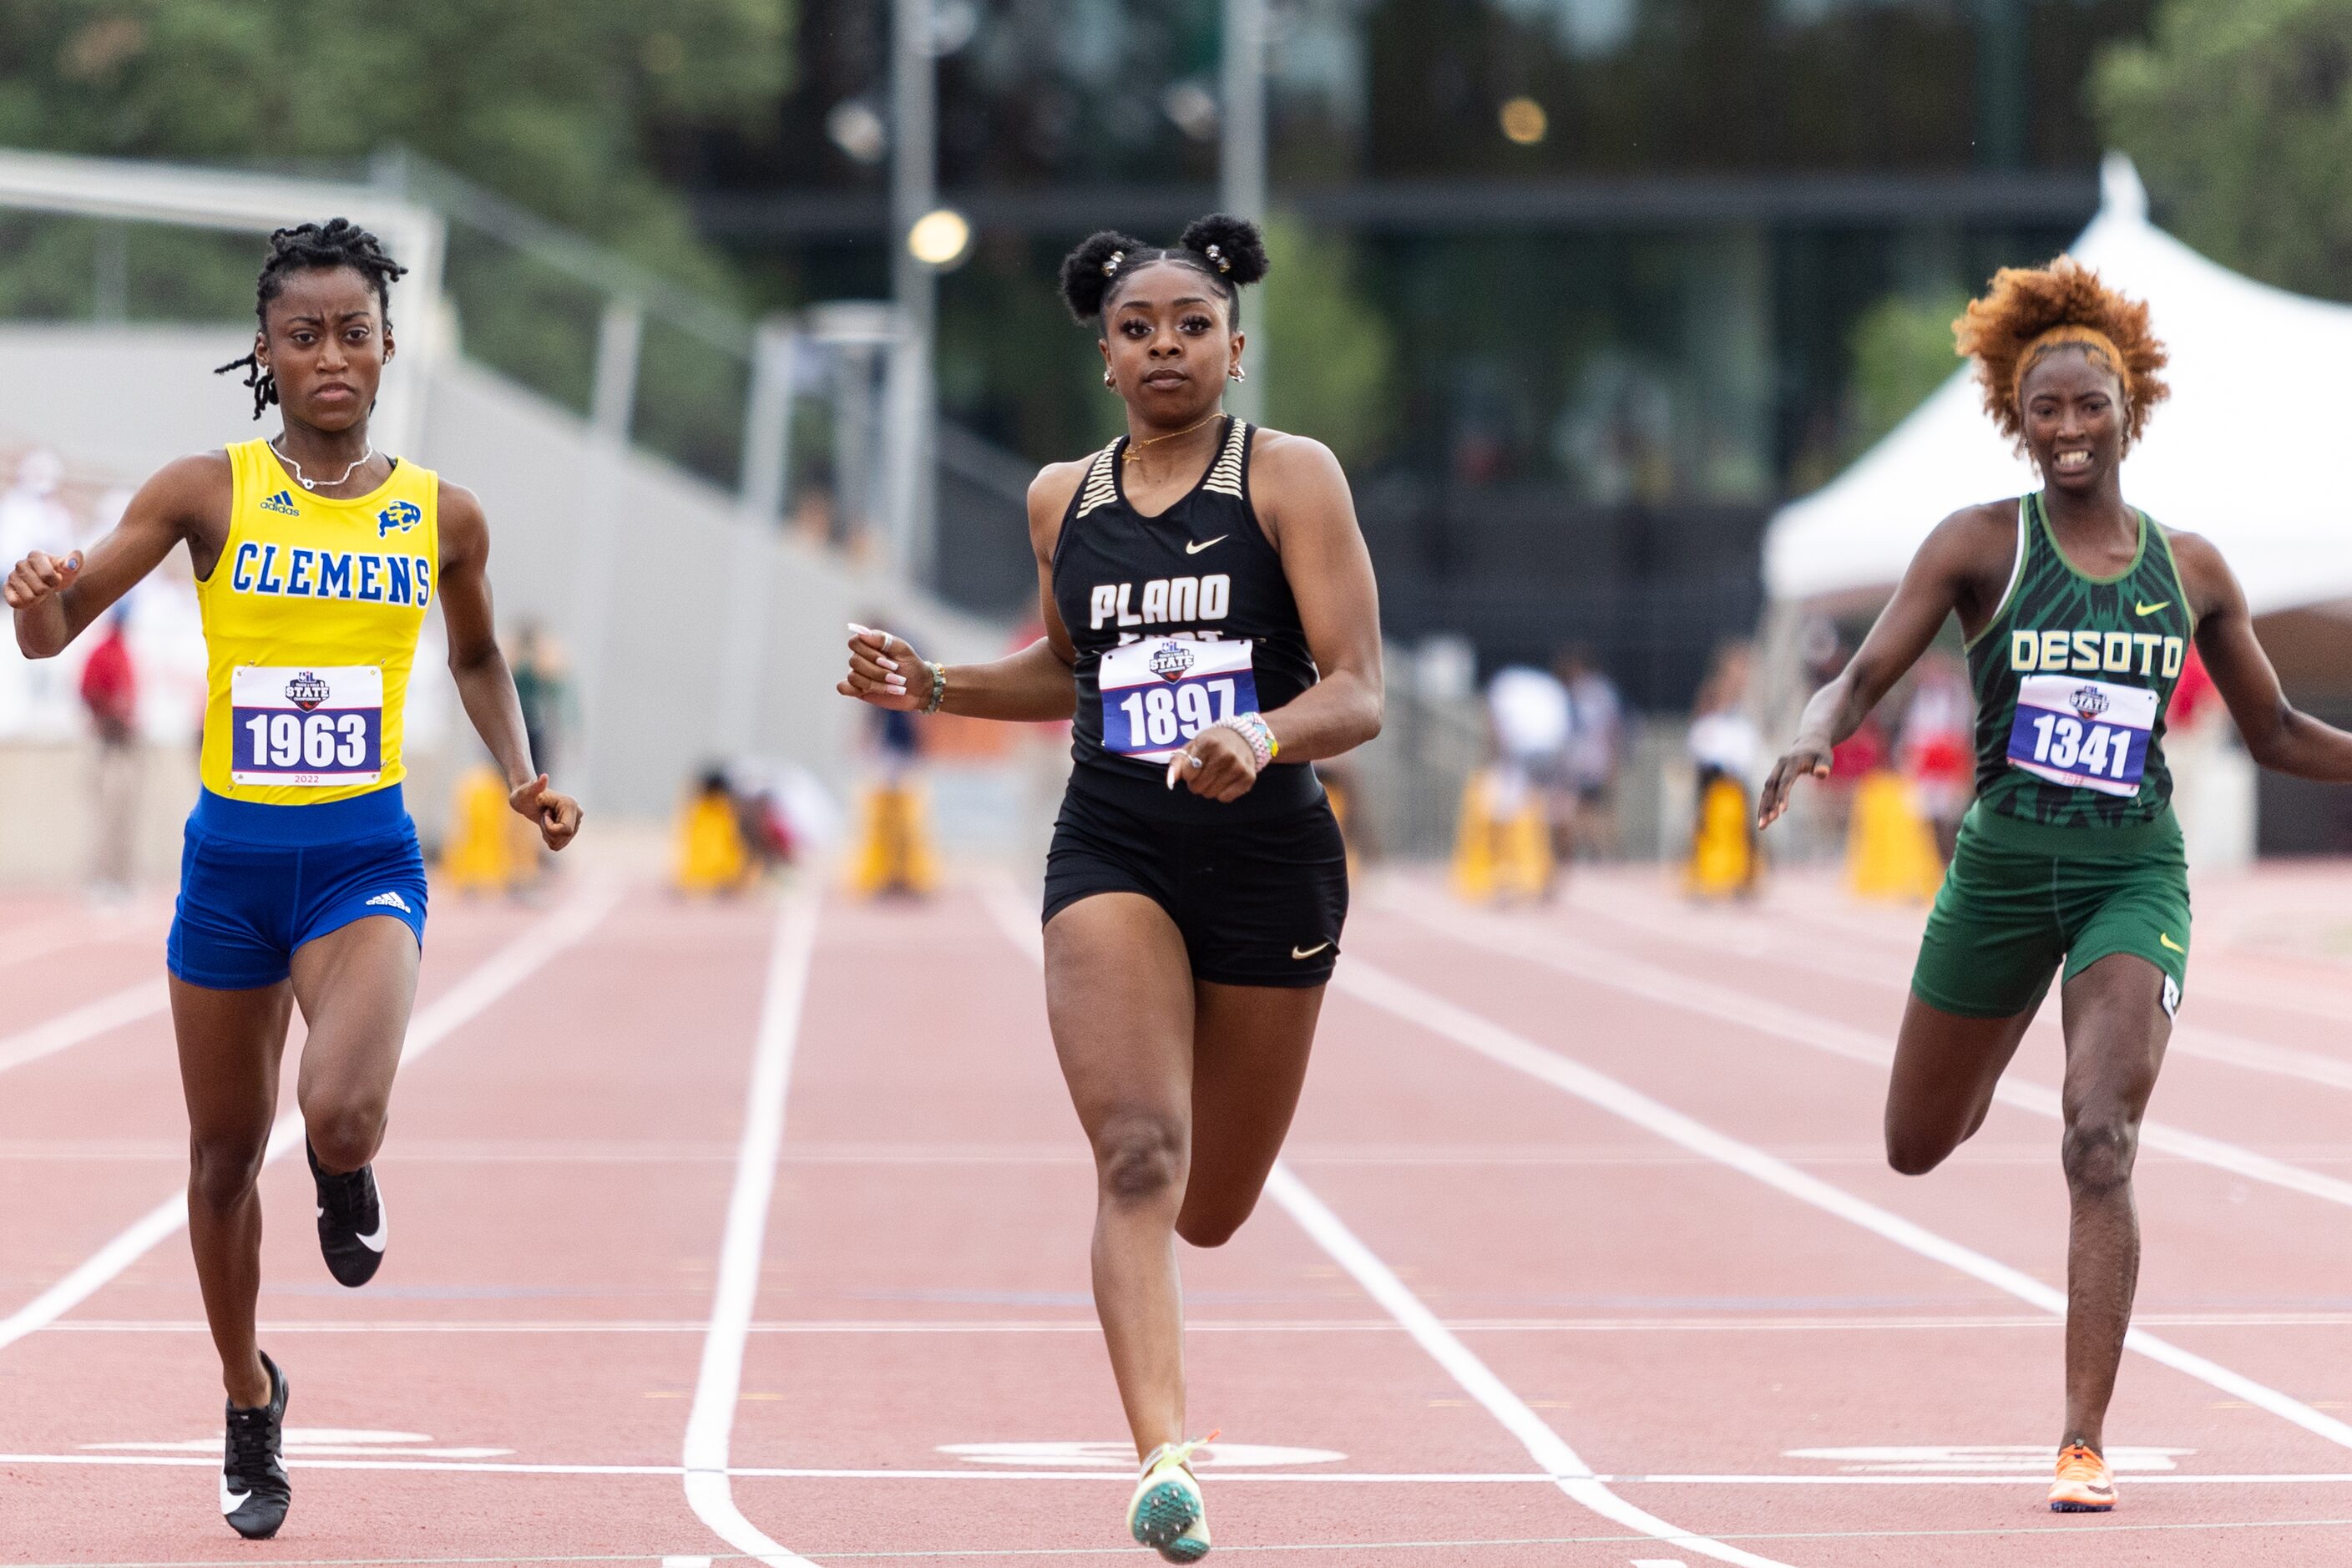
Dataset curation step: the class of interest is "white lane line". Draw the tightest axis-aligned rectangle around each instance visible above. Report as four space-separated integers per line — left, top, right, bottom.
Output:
1334 955 2352 1454
24 1450 2352 1489
1397 897 2352 1216
977 889 1788 1568
0 883 621 1353
1569 884 2352 1098
680 890 822 1568
1266 1167 1794 1568
0 980 165 1075
30 1309 2352 1335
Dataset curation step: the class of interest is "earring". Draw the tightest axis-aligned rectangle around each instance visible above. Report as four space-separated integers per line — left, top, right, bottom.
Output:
1229 366 1247 382
1104 372 1116 388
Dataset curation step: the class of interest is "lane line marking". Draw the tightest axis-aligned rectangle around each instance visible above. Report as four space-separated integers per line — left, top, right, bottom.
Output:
0 979 165 1075
58 1309 2352 1334
1332 953 2352 1454
680 890 822 1568
1264 1167 1792 1568
977 888 1788 1568
1394 897 2352 1216
0 884 622 1354
23 1451 2352 1485
1565 881 2352 1097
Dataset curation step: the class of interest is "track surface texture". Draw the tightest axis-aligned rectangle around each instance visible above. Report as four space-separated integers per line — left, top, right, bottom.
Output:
8 861 2352 1565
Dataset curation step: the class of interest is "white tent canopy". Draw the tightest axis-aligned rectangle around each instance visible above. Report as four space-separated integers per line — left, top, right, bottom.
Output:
1766 156 2352 618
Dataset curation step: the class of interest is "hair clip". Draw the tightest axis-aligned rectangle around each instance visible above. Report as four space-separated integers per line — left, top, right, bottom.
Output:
1203 243 1231 275
1103 250 1125 277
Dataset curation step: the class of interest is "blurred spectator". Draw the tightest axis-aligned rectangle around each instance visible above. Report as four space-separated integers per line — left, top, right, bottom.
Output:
1687 641 1762 898
0 449 70 567
78 611 140 899
1485 661 1575 896
508 622 569 780
1901 654 1974 862
1558 644 1623 860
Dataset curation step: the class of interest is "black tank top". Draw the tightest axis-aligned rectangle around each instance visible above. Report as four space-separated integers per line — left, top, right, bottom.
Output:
1051 417 1323 822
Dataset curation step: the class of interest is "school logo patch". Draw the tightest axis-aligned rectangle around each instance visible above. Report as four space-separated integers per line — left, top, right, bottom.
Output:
260 488 301 517
377 500 422 539
1147 640 1196 682
2070 685 2111 720
283 670 331 711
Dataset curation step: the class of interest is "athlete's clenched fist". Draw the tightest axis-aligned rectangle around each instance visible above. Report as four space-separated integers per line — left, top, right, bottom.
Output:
838 622 930 712
3 549 82 609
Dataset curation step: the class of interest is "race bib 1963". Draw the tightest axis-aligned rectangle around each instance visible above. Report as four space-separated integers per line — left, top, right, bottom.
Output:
230 665 383 787
1100 637 1258 764
2006 673 2157 798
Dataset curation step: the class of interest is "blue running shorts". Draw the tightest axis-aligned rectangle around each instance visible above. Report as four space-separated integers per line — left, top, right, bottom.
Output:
168 785 428 991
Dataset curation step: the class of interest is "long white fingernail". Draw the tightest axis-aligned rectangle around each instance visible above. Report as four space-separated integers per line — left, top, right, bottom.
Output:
877 656 899 670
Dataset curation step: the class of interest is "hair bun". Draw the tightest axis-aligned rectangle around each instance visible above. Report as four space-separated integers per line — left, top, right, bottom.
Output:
1177 215 1269 286
1060 230 1146 321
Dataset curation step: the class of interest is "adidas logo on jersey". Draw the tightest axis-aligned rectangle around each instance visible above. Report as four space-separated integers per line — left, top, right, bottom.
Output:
260 489 301 517
365 891 412 913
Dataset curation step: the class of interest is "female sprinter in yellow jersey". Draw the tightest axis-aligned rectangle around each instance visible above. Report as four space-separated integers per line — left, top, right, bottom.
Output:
4 219 581 1540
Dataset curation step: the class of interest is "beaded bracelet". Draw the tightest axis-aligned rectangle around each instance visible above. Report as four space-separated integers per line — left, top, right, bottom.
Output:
919 660 948 715
1215 711 1278 771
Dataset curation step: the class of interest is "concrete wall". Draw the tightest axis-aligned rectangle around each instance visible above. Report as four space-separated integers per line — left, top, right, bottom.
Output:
0 325 1002 852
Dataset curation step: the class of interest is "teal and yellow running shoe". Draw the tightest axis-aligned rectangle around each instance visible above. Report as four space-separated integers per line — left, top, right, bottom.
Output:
1126 1434 1214 1562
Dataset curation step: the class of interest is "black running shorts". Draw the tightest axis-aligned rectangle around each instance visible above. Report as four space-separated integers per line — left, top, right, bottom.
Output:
1042 771 1349 989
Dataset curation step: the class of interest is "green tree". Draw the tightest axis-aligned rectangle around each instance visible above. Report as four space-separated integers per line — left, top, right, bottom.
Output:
1845 289 1969 457
1259 216 1396 468
2096 0 2352 299
0 1 790 293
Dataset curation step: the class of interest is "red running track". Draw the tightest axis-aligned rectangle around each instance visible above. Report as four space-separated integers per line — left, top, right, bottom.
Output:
8 862 2352 1565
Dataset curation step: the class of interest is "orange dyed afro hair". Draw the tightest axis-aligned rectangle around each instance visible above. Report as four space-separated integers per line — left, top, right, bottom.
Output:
1954 256 2170 451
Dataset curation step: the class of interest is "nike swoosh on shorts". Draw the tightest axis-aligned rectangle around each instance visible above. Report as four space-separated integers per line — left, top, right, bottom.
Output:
1292 941 1333 960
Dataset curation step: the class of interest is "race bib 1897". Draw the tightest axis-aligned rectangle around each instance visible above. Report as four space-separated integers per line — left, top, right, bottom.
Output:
2006 673 2157 798
1100 637 1258 764
230 665 384 787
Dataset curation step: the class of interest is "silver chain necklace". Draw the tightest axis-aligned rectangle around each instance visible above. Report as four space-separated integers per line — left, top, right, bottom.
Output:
271 436 375 492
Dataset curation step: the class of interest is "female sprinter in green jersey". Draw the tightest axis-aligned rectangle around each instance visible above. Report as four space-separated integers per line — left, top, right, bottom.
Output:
1759 259 2352 1515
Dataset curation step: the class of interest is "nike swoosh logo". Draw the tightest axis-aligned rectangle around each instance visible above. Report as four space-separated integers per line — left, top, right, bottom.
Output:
1185 536 1228 555
2159 932 2185 953
220 1475 250 1515
355 1214 388 1252
2135 599 2171 616
1292 941 1333 960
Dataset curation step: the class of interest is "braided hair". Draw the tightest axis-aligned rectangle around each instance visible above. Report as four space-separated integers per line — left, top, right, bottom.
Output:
1059 215 1270 325
215 219 409 420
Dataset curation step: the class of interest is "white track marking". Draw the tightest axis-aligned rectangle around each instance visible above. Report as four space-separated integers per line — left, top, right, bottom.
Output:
1335 955 2352 1454
1570 883 2352 1096
0 980 164 1075
977 889 1788 1568
33 1308 2352 1334
1266 1167 1794 1568
0 883 620 1353
680 891 822 1568
23 1450 2352 1487
1398 897 2352 1214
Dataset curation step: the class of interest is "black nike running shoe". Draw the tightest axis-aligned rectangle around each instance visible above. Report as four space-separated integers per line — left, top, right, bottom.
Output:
220 1351 291 1540
308 1137 387 1287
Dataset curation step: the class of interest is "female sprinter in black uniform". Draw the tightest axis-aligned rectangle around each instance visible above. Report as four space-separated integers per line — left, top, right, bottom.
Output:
5 220 580 1540
1758 259 2352 1514
839 216 1381 1562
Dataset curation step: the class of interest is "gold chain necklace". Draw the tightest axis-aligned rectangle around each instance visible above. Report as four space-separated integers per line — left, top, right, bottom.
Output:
1122 412 1224 466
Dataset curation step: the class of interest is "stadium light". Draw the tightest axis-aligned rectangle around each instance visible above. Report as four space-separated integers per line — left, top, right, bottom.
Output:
907 207 972 269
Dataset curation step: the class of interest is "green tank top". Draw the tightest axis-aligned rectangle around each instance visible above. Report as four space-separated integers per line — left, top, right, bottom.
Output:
1965 492 2195 831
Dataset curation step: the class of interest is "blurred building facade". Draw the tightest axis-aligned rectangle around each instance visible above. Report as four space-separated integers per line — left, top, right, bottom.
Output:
678 0 2154 707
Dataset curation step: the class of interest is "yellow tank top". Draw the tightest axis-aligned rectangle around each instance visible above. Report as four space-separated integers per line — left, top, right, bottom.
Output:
196 438 439 805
